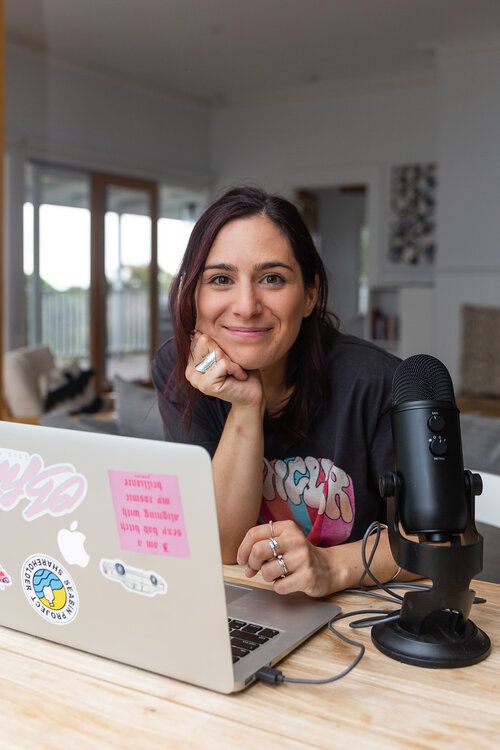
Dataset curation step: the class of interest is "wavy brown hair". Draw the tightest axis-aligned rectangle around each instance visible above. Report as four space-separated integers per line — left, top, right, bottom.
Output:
167 186 339 445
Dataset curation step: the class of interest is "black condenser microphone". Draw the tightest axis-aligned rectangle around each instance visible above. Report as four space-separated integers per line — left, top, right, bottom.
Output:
389 354 468 542
374 353 490 668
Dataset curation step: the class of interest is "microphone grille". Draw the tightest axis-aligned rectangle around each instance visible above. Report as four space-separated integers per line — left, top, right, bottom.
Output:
392 354 456 406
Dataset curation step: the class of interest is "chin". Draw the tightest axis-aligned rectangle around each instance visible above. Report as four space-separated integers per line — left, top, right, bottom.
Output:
233 354 267 371
221 344 269 371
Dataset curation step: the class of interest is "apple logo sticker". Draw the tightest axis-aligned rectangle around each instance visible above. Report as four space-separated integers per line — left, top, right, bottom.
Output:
57 520 90 567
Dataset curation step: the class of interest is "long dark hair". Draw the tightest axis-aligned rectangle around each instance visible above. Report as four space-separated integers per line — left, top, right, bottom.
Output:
168 186 339 445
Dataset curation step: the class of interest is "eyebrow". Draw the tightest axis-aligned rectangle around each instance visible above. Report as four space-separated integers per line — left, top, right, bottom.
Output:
202 261 295 273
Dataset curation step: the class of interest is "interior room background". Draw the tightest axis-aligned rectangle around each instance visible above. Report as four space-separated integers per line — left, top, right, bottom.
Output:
3 0 500 396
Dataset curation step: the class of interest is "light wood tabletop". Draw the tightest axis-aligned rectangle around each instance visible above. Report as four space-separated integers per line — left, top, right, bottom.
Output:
0 566 498 750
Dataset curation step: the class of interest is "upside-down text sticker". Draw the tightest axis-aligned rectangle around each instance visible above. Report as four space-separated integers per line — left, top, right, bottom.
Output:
108 471 189 558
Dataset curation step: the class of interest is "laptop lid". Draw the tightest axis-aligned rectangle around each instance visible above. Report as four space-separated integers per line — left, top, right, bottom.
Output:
0 421 236 693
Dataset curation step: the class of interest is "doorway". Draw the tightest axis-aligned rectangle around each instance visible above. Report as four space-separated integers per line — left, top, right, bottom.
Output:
296 185 369 337
90 173 158 389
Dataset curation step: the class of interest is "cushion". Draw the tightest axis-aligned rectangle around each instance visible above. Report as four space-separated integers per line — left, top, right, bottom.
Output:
40 362 102 415
114 375 164 441
460 305 500 397
3 345 56 417
460 413 500 475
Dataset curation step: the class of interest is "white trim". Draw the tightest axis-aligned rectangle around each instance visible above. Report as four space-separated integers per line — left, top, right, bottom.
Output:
214 72 436 109
5 137 213 191
6 40 209 112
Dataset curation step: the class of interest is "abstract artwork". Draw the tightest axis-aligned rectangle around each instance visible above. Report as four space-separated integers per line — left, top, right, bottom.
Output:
389 163 436 265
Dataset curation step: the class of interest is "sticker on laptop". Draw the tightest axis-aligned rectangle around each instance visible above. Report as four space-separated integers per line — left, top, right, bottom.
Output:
100 558 167 597
57 521 90 568
0 564 12 590
0 446 88 521
108 471 189 558
22 554 79 625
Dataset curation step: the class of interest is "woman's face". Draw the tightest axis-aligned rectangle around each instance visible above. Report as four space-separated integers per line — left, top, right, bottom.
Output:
195 214 318 378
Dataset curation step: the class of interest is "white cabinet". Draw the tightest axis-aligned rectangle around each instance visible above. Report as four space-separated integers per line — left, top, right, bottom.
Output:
367 284 434 359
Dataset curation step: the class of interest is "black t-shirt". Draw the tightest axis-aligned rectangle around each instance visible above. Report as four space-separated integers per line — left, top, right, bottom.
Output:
151 333 399 546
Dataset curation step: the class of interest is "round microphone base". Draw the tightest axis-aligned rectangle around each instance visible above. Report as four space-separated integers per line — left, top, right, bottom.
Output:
371 612 491 668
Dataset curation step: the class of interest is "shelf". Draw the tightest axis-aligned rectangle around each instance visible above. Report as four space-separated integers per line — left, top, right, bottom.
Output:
366 283 434 360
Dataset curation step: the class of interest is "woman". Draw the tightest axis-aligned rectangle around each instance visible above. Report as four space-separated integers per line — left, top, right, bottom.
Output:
152 186 402 598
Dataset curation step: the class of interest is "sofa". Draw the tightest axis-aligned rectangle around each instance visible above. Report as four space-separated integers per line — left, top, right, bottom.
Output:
3 345 57 418
41 374 164 441
3 344 100 418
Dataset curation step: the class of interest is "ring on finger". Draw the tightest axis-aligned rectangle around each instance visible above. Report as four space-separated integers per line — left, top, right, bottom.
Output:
276 554 289 578
268 537 280 558
194 350 217 373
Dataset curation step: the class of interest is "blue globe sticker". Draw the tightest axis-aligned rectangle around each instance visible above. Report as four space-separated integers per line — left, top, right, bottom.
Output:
22 554 79 625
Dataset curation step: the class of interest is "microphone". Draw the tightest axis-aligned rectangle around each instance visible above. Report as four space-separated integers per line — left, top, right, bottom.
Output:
383 354 469 542
374 354 490 668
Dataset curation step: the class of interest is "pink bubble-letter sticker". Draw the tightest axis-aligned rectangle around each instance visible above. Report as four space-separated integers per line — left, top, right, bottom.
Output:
108 470 189 558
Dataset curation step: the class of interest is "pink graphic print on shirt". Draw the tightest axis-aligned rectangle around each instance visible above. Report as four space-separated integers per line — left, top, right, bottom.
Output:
261 457 355 546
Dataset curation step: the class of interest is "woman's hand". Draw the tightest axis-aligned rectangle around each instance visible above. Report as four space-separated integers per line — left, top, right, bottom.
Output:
236 520 335 598
187 331 264 411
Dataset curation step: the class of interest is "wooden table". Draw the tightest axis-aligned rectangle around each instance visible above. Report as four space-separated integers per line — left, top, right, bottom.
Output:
0 567 498 749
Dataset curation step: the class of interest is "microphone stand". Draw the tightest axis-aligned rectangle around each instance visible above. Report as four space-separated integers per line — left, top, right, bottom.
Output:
373 470 491 667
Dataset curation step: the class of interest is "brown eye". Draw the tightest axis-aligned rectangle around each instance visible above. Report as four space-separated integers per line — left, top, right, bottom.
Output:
209 275 232 286
262 274 284 285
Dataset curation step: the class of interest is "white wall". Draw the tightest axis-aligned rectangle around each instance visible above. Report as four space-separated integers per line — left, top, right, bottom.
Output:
212 66 500 383
211 87 436 190
4 43 212 351
6 43 211 181
211 85 437 311
435 48 500 382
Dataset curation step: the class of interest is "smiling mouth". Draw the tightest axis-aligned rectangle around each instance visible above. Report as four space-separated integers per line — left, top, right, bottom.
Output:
223 326 272 336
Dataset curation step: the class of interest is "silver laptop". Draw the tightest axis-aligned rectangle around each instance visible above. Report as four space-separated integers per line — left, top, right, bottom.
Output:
0 420 339 693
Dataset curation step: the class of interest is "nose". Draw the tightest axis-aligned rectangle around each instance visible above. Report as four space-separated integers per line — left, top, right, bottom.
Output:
232 280 262 319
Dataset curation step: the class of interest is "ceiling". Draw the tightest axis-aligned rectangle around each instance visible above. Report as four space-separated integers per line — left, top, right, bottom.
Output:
7 0 500 106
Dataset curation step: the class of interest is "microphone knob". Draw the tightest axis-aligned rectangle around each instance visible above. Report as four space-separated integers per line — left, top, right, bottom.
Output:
472 472 483 496
379 472 400 498
427 413 445 432
429 435 448 457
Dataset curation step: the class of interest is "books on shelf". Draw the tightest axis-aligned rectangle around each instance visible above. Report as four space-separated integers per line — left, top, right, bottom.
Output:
370 307 399 343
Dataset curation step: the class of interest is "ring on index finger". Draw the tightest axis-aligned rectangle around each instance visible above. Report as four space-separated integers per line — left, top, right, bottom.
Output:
194 350 217 373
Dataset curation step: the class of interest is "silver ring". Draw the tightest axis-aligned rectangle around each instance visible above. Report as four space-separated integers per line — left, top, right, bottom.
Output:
194 350 217 373
268 537 279 558
276 554 288 578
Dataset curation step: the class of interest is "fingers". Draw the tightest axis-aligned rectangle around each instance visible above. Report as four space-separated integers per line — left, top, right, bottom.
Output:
237 520 298 562
237 520 302 577
187 332 248 387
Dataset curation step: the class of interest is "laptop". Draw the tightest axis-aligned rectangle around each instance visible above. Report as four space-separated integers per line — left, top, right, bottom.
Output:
0 420 339 693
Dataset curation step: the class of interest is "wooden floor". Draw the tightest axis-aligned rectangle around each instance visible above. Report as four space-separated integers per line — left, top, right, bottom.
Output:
476 522 500 583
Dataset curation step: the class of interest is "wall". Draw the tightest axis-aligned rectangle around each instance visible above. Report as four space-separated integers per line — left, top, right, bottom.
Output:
212 62 500 383
6 43 211 180
211 84 437 308
211 87 436 190
4 43 212 350
435 47 500 381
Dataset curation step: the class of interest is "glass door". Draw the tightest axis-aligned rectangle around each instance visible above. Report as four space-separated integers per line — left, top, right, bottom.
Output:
24 162 91 365
91 174 158 389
